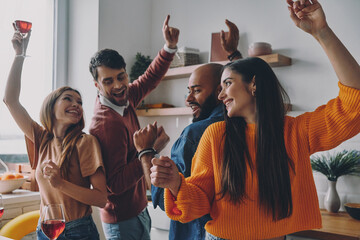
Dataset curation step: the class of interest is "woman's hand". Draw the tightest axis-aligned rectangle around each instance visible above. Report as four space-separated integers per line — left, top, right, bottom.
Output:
287 0 328 37
11 23 31 55
151 156 181 196
42 160 64 189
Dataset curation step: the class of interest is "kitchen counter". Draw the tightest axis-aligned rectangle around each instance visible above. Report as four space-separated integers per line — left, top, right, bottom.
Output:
292 209 360 240
1 189 40 228
2 189 40 205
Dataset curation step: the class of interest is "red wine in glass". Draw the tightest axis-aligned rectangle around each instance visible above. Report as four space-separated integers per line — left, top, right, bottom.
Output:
13 20 32 57
0 194 3 219
41 220 65 240
15 20 32 34
41 204 65 240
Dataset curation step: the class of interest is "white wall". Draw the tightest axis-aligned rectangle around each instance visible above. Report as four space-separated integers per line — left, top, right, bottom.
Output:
98 0 153 73
66 0 99 131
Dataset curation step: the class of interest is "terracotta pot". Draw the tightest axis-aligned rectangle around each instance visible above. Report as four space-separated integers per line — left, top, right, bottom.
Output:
248 42 272 57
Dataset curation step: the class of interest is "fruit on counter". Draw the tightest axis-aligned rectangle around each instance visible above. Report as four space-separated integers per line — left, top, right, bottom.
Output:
0 172 24 180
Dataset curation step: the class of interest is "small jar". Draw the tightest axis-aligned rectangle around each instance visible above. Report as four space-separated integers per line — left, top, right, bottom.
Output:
248 42 272 57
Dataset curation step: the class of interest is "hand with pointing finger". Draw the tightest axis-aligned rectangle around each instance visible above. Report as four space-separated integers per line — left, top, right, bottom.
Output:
162 15 180 49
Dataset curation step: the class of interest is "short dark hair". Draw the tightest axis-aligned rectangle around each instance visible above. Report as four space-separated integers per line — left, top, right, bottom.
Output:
89 49 126 81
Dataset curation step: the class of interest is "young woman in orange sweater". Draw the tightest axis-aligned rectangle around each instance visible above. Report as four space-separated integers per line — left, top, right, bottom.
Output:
149 0 360 239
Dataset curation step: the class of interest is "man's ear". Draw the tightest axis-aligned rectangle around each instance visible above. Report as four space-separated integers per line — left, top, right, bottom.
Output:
94 80 100 90
216 85 222 95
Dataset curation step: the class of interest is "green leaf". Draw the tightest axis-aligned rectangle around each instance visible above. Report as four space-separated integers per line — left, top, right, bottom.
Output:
310 150 360 181
130 52 152 82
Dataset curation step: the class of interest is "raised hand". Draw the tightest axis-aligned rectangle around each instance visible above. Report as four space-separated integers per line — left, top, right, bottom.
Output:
133 121 158 152
153 126 170 153
42 160 63 188
162 15 180 49
287 0 327 36
151 156 181 196
12 23 31 56
220 19 239 55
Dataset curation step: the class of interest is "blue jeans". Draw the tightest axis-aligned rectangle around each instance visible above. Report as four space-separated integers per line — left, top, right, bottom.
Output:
205 232 227 240
102 208 151 240
37 215 99 240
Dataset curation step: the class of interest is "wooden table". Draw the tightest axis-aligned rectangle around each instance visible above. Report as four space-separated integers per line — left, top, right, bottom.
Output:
293 210 360 240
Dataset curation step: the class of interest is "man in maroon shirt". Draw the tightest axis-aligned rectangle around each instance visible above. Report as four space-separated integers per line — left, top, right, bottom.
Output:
88 15 179 240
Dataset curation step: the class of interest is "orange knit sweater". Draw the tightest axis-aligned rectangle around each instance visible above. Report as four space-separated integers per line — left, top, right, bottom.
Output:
164 82 360 239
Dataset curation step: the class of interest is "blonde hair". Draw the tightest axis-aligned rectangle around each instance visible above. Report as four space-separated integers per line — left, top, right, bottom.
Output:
40 86 85 178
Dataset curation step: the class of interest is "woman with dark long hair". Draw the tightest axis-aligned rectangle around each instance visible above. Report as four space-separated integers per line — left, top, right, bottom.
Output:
4 29 107 239
150 0 360 239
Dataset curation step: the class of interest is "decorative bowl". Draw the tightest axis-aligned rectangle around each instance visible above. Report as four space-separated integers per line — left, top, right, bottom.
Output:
344 203 360 220
0 174 27 193
248 42 272 57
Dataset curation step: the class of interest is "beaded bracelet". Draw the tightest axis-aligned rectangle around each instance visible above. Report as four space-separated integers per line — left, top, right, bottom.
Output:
137 148 159 160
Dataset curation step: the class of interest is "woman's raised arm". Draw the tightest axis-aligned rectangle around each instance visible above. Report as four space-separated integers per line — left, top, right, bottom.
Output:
287 0 360 89
3 31 34 140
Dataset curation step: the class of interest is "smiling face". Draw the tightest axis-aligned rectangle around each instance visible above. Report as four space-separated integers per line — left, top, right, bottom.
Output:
186 64 221 122
95 66 129 106
53 90 83 127
218 68 256 122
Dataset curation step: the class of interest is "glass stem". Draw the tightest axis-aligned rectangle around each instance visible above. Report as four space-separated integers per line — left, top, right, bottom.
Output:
22 41 25 56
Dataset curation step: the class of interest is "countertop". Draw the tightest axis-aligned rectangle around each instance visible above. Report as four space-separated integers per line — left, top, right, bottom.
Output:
293 209 360 240
2 189 40 205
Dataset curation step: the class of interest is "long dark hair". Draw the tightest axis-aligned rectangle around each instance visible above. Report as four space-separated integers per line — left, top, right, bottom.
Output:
219 57 294 221
40 86 85 179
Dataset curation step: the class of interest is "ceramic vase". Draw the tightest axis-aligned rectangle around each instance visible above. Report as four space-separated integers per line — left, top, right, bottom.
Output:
324 180 340 213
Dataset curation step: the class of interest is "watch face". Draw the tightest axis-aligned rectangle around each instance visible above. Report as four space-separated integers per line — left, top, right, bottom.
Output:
154 153 160 159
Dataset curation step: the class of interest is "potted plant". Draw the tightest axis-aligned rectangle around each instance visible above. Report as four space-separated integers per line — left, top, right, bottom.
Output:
310 150 360 212
130 52 152 82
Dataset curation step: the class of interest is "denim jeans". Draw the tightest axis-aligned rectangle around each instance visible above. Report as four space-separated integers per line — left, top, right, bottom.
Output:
37 215 99 240
205 232 227 240
102 208 151 240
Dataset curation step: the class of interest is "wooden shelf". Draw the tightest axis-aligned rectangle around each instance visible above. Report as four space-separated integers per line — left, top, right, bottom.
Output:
136 107 192 116
139 53 292 117
164 53 291 80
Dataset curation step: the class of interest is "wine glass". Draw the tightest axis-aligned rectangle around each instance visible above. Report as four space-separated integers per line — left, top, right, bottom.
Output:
0 194 4 219
0 194 4 228
41 204 65 240
13 20 32 57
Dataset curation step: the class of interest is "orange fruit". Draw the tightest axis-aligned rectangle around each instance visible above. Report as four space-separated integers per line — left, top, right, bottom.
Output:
15 173 24 179
1 172 16 180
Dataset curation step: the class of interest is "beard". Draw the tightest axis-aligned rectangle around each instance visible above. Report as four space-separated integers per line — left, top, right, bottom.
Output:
192 93 218 123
